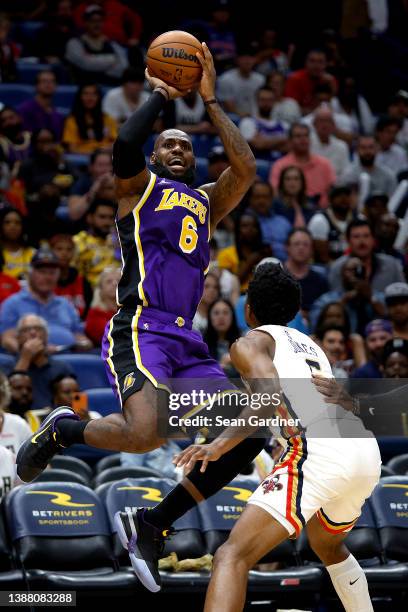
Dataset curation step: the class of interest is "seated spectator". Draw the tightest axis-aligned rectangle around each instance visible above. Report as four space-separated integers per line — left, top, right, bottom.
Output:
25 184 75 246
388 90 408 150
0 107 31 174
0 13 18 83
50 234 92 316
52 374 99 419
0 264 19 304
375 115 408 177
254 28 289 76
308 186 355 264
363 193 388 233
284 49 337 115
193 272 220 336
381 338 408 379
329 219 405 293
331 76 375 137
17 71 65 141
0 446 17 500
208 238 240 304
18 129 77 203
121 439 184 481
218 212 272 292
85 266 120 345
204 298 240 373
272 165 316 226
102 68 148 125
307 105 349 177
351 319 393 379
266 71 301 125
311 256 385 335
63 84 118 155
68 148 112 221
73 0 143 48
0 207 35 280
375 213 403 264
167 90 216 136
302 83 354 145
339 135 397 198
0 371 32 453
65 3 128 85
247 181 291 261
385 282 408 340
314 324 349 378
0 250 91 352
239 86 288 160
269 123 336 207
35 0 77 65
217 46 265 117
284 228 329 314
74 198 117 288
8 371 33 418
202 1 237 72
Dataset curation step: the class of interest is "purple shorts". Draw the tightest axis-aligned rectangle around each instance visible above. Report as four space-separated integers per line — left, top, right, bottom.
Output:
101 305 237 414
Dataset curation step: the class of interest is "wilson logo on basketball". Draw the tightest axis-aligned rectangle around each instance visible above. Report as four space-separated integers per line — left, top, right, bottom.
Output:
262 475 283 495
162 48 199 63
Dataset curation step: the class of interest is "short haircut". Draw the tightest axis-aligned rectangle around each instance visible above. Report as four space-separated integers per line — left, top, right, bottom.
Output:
122 67 145 84
315 323 346 342
16 314 48 334
90 148 111 165
289 122 310 139
50 373 78 395
88 198 117 215
35 69 56 85
286 227 312 245
376 114 403 132
247 263 301 326
346 218 372 240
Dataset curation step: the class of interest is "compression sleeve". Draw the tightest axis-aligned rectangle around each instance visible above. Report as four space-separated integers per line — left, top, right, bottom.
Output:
112 89 168 179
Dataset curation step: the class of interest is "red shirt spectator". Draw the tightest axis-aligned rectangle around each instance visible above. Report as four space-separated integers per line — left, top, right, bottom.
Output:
0 271 20 304
285 49 337 114
73 1 142 46
85 266 120 346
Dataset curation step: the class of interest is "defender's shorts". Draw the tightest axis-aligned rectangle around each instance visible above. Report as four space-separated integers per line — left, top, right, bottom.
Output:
248 435 381 537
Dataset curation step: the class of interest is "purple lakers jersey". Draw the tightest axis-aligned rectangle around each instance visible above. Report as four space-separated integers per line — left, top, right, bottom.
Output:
116 171 210 319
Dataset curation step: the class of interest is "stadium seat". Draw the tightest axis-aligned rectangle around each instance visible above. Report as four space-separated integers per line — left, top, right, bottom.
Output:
387 454 408 475
0 84 34 108
93 466 162 489
32 468 89 487
52 354 109 390
53 85 78 115
50 456 93 484
85 388 120 417
63 152 90 170
0 353 14 373
95 454 121 474
371 476 408 562
16 61 52 84
381 465 396 477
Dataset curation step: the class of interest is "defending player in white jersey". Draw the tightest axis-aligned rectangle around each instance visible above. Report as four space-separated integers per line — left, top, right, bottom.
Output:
175 262 381 612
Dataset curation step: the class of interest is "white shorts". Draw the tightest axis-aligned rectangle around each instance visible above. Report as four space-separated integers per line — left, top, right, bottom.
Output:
248 435 381 538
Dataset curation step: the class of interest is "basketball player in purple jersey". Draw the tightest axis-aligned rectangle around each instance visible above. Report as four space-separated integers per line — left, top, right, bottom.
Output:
17 44 268 590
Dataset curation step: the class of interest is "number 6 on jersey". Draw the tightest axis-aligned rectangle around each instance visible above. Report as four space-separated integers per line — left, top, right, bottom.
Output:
179 215 198 253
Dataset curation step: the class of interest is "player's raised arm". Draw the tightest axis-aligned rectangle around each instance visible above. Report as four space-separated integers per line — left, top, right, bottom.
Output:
113 70 185 217
197 43 257 233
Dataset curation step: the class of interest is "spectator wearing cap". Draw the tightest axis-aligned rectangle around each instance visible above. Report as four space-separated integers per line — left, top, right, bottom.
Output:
381 338 408 379
329 219 405 293
73 0 143 49
308 185 355 264
17 71 65 141
65 4 128 85
376 115 408 177
217 46 265 117
385 282 408 340
351 319 393 379
102 68 149 126
0 249 91 353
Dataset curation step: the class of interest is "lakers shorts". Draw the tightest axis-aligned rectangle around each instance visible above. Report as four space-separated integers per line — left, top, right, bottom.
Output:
248 435 381 537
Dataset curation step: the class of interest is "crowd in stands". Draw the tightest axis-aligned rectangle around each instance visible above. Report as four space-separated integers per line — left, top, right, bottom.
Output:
1 0 408 458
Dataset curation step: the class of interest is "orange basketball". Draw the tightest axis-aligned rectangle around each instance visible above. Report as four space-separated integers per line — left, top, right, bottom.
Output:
146 30 203 91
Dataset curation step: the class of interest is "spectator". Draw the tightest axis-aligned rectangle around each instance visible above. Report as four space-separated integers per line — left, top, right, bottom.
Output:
363 193 388 233
25 184 74 247
0 262 19 304
254 28 289 76
0 446 17 500
217 46 265 117
73 0 143 48
167 90 216 136
272 165 316 226
193 271 220 336
308 105 349 177
339 135 397 198
0 371 32 453
284 228 329 314
18 128 76 202
266 71 301 125
0 250 91 352
387 90 408 151
49 234 91 317
311 256 385 335
381 338 408 379
308 186 355 264
85 266 120 345
208 238 240 304
203 0 237 72
331 75 375 136
0 207 35 279
68 148 112 221
329 219 405 293
121 439 184 481
269 123 336 207
375 212 403 263
218 212 272 292
314 324 349 378
17 71 65 141
302 83 354 145
351 319 393 379
63 83 118 154
239 86 288 160
247 181 292 261
0 107 31 174
102 68 148 125
35 0 77 64
51 374 100 420
7 371 33 418
375 115 408 176
74 198 117 288
385 282 408 340
0 13 18 83
204 298 240 371
65 3 128 85
284 49 337 114
7 315 75 409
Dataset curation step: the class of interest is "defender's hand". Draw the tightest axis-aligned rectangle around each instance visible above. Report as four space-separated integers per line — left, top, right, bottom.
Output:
196 42 216 101
173 442 224 473
145 68 187 100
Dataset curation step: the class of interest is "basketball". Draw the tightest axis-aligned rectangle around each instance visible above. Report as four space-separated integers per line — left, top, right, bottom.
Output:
146 30 203 91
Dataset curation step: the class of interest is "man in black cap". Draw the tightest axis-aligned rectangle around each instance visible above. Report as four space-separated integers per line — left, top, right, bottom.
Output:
385 281 408 340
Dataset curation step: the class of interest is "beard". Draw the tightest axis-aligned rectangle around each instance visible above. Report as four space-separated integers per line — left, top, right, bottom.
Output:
152 161 196 186
360 155 376 167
